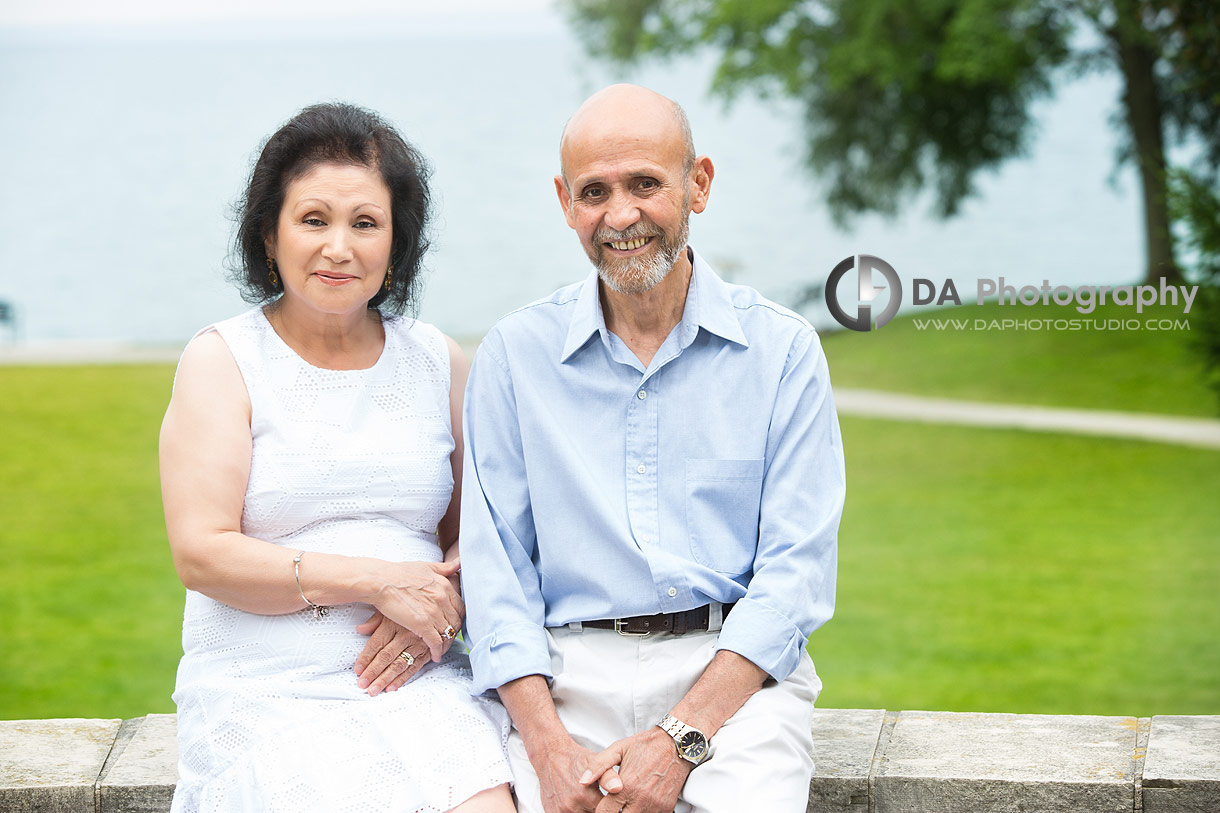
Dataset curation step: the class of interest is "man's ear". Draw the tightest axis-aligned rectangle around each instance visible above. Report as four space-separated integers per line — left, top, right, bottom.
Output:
689 156 715 215
554 175 577 229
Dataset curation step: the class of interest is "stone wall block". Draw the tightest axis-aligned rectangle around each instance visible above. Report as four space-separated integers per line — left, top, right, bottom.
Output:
873 710 1139 813
807 708 886 812
0 717 122 812
1142 715 1220 813
97 714 178 813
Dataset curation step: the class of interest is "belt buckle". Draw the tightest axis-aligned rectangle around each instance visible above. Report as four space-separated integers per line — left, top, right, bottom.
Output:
614 618 651 637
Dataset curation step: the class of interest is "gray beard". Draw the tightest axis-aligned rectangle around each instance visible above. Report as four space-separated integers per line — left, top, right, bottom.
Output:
593 214 690 296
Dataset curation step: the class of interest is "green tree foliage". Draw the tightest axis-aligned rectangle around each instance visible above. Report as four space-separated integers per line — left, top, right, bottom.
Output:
1134 0 1220 410
565 0 1220 284
1168 169 1220 412
1152 0 1220 172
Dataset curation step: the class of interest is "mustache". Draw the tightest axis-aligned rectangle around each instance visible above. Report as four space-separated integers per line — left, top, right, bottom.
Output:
593 223 663 243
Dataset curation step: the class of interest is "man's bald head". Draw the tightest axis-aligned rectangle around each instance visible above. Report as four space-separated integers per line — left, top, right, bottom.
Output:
558 84 695 190
553 84 714 297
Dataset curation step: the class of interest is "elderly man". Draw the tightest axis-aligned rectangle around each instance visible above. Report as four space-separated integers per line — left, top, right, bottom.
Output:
460 84 845 813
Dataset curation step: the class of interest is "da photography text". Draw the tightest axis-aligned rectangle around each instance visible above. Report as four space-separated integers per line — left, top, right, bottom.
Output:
825 254 1200 332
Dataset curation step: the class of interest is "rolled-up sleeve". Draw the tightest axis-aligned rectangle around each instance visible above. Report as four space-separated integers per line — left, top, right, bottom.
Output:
459 330 553 694
716 328 844 681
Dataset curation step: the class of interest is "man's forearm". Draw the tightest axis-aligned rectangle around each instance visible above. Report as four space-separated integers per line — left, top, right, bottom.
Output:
499 674 623 811
667 649 768 737
497 674 573 756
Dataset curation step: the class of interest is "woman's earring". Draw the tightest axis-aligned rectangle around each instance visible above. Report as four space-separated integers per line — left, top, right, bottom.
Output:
384 264 393 292
266 257 279 287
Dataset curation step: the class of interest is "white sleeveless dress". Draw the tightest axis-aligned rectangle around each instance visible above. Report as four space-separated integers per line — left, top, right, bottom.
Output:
170 307 512 813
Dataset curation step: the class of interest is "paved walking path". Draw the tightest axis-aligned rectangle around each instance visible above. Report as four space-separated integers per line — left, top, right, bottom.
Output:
4 344 1219 450
835 388 1220 450
0 342 183 365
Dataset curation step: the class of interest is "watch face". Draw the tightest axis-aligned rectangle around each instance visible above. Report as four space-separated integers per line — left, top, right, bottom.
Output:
678 731 708 761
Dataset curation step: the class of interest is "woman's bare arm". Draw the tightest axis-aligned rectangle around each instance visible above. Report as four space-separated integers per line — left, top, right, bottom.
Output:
437 334 470 558
160 330 462 661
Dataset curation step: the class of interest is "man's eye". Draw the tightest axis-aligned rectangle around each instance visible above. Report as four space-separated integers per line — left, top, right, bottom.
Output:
637 179 659 191
582 188 605 201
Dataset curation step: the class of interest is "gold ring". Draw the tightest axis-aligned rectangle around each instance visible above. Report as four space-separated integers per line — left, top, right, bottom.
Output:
442 625 457 640
397 650 416 668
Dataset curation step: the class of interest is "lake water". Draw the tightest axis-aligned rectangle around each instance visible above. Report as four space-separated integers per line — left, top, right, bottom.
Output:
0 9 1145 346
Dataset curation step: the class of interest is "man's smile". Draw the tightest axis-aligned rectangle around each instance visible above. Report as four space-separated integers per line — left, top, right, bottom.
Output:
605 236 654 252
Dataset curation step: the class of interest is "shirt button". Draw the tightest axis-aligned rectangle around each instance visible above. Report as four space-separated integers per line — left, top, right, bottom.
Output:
640 534 650 543
637 390 648 400
636 464 647 474
667 587 677 598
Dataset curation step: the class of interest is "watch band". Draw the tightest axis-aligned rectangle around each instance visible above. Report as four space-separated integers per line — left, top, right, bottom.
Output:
658 713 686 738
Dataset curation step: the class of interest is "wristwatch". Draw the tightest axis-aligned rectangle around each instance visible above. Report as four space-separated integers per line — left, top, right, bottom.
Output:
657 713 711 766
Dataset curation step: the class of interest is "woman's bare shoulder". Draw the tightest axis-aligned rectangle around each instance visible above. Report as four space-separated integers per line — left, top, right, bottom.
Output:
171 329 247 409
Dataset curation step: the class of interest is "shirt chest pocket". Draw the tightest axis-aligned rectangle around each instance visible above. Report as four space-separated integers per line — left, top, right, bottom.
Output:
685 458 764 575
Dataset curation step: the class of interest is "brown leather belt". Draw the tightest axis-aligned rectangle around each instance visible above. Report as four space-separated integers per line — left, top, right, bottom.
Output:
583 603 735 636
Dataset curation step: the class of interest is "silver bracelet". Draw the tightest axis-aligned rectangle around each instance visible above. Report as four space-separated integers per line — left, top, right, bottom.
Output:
293 551 330 618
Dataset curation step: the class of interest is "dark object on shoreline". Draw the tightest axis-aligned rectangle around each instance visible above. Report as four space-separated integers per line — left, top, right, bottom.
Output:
0 301 16 341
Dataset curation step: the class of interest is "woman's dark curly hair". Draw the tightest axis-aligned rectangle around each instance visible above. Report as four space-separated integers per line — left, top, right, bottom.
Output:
230 102 432 315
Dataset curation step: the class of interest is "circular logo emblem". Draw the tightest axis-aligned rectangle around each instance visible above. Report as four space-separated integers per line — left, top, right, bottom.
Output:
826 255 902 332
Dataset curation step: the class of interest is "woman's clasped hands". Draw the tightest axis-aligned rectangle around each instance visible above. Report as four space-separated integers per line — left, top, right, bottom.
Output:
354 558 463 695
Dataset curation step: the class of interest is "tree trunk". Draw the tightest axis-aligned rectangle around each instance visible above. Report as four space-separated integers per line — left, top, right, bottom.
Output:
1110 2 1180 283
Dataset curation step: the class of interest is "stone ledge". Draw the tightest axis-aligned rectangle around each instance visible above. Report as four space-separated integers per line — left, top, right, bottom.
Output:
96 714 178 813
0 717 121 812
1142 716 1220 813
2 711 1217 812
871 711 1138 813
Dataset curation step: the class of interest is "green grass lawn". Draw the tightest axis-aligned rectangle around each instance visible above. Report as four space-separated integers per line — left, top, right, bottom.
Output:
820 300 1218 417
811 417 1220 716
0 364 182 720
1 361 1217 721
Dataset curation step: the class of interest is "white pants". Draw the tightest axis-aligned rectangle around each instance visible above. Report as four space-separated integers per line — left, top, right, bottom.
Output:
508 625 821 813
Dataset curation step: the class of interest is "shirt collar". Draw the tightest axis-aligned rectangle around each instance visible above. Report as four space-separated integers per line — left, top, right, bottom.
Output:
686 247 749 349
559 247 749 364
560 268 605 362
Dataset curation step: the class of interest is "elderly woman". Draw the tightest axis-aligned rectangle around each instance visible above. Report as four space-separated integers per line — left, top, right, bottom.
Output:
160 103 513 812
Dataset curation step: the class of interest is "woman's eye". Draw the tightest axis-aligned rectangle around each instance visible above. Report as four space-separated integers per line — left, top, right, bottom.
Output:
354 220 377 229
303 217 325 227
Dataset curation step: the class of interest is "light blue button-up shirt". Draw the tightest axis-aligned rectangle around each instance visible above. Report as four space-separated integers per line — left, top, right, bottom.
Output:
460 249 844 693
